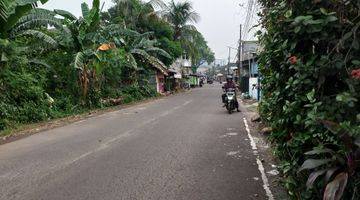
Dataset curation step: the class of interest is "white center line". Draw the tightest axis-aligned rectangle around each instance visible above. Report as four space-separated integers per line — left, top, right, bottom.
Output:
243 118 275 200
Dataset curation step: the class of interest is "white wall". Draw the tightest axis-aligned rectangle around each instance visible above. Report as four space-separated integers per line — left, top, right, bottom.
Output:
249 78 259 100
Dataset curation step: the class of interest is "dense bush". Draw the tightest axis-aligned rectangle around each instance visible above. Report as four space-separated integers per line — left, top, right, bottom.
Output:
0 64 158 132
0 65 51 130
258 0 360 199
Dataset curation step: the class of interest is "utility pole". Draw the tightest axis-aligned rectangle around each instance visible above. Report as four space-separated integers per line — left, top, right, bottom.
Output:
227 47 231 75
212 64 215 78
238 24 242 85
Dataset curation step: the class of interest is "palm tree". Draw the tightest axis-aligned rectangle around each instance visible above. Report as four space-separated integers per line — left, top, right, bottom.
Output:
163 1 214 72
163 0 199 40
108 0 165 29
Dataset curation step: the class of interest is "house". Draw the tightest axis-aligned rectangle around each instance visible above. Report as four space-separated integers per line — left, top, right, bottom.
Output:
238 41 262 100
155 70 167 94
170 57 191 89
165 69 182 92
171 57 202 88
148 62 169 94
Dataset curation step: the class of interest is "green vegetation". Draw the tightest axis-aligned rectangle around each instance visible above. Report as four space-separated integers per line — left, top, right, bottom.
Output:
0 0 214 133
163 0 214 72
257 0 360 199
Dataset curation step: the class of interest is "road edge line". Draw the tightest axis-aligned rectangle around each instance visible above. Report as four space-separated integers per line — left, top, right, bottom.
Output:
243 118 275 200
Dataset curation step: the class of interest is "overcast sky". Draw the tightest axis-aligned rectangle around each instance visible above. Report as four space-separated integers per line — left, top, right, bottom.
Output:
42 0 259 61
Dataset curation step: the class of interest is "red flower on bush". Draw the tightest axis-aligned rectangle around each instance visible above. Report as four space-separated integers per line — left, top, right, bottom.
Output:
289 56 298 65
351 69 360 79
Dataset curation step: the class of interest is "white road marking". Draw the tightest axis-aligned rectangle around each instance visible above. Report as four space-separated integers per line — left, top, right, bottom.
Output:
74 120 86 125
219 132 239 138
226 151 240 156
244 119 257 150
136 107 147 111
267 169 280 176
183 100 193 106
227 132 238 136
243 118 275 200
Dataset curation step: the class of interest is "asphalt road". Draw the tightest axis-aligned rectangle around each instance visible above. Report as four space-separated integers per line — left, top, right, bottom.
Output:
0 84 273 200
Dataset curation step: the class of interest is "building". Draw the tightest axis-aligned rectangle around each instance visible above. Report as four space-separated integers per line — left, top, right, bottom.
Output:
153 65 169 94
238 41 262 100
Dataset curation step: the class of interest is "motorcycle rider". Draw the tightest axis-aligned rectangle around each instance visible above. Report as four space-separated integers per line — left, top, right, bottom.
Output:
222 76 240 112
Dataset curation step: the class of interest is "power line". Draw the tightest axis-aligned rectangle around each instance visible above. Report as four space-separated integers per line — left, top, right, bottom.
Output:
243 0 260 40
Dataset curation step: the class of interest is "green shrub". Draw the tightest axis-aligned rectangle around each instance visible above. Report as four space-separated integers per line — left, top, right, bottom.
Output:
257 0 360 199
0 66 51 131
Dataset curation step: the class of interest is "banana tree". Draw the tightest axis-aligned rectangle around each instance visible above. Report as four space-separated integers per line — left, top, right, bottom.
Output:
53 0 103 102
0 0 49 38
92 23 171 82
0 0 58 45
0 0 61 66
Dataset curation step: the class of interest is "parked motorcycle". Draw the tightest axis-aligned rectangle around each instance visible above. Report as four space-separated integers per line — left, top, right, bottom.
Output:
223 88 236 114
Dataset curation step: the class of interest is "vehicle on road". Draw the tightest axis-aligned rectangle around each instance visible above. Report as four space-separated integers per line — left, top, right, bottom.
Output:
181 82 191 90
223 88 237 114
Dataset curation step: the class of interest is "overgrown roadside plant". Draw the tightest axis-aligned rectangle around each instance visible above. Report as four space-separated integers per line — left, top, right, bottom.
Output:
257 0 360 199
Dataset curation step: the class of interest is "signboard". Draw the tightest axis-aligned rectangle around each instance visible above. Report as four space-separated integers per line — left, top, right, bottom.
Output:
174 73 182 79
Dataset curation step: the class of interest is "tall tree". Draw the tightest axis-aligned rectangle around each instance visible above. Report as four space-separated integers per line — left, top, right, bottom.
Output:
188 30 215 72
106 0 181 66
162 1 214 72
108 0 164 29
163 0 199 40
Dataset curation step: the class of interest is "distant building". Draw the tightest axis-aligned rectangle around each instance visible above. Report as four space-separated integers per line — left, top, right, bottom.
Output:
238 41 262 100
169 57 202 88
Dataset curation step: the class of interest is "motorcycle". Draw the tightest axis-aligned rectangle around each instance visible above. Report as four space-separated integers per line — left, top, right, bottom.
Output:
223 88 236 114
199 80 204 87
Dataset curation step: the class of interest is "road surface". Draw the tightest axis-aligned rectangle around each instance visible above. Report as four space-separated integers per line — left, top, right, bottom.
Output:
0 84 278 200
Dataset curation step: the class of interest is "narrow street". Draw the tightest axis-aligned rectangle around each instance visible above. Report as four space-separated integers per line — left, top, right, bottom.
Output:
0 85 276 200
